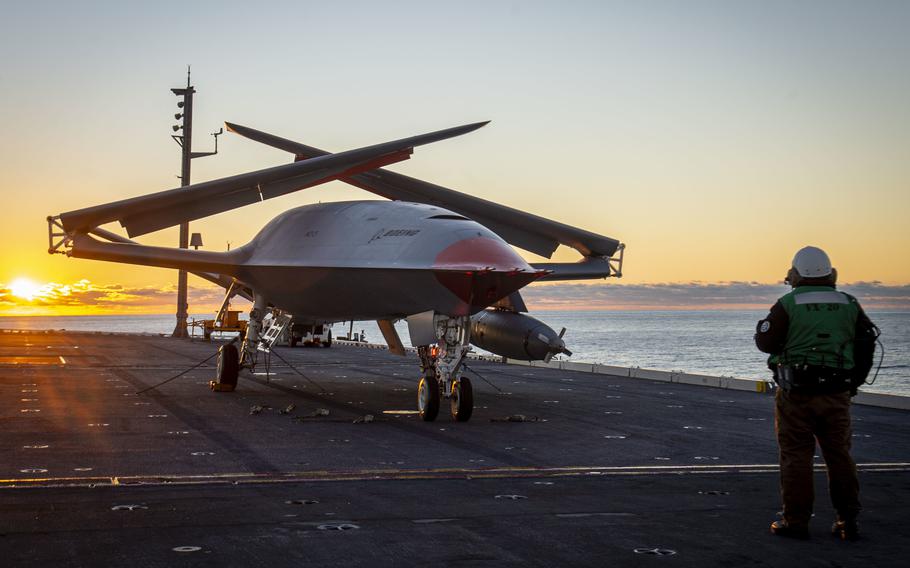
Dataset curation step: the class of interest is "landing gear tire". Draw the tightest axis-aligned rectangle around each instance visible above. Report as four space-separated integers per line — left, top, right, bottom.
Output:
214 343 239 391
418 375 440 422
450 376 474 422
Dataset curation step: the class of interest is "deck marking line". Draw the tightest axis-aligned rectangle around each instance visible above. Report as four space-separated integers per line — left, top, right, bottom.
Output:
3 462 910 489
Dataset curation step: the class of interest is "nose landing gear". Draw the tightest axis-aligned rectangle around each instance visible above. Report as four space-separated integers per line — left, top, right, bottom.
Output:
417 373 440 421
450 376 473 422
416 315 474 422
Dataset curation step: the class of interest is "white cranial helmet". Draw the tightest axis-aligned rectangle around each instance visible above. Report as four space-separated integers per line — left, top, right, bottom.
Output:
792 246 833 277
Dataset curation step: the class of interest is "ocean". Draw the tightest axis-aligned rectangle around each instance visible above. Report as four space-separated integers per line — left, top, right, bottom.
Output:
2 310 907 396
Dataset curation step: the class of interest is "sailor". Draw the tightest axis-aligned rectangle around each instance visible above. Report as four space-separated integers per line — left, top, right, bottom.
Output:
755 246 876 541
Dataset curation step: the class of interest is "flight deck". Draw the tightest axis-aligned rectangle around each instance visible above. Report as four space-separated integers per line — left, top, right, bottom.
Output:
2 330 909 566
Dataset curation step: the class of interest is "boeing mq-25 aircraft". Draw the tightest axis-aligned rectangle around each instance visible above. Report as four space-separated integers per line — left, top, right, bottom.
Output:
47 121 624 421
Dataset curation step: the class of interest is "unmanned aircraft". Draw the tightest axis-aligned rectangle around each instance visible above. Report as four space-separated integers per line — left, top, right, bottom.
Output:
47 121 624 421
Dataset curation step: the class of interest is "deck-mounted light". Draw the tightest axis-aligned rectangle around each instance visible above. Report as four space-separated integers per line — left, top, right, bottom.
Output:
190 232 204 250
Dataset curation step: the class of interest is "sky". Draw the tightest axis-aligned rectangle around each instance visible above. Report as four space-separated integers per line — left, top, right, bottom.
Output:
1 0 908 315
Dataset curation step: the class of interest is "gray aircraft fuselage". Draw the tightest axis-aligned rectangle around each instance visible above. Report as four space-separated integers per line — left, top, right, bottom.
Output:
58 120 621 331
223 200 542 322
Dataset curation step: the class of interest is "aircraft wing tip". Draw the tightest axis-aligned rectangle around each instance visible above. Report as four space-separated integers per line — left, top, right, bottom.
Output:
449 120 490 137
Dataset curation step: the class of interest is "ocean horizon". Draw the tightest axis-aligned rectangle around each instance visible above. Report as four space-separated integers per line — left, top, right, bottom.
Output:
2 309 907 397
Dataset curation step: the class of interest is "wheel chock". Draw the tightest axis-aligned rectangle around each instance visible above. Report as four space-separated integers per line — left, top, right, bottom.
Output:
209 380 236 392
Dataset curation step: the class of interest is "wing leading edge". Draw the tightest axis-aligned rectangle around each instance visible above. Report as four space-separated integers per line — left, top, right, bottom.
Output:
224 122 623 262
57 121 488 237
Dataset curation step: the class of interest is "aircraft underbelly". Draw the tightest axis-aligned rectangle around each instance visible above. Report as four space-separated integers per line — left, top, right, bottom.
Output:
236 266 538 322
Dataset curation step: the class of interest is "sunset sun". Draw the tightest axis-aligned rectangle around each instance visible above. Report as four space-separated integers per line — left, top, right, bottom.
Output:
9 278 42 301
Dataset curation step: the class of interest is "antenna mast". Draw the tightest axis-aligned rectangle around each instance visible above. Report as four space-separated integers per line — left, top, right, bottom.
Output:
169 67 221 338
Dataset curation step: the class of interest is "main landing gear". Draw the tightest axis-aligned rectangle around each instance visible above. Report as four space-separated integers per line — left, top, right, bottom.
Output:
416 315 474 422
211 292 269 392
212 342 240 391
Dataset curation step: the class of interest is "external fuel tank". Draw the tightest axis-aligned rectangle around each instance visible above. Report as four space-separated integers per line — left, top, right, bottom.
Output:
469 310 571 361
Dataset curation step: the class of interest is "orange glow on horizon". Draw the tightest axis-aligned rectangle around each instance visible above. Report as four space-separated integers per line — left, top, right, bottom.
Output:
530 303 772 312
0 278 241 317
0 277 906 317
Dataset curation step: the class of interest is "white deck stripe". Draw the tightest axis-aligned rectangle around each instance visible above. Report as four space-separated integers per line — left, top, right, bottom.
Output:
3 462 909 489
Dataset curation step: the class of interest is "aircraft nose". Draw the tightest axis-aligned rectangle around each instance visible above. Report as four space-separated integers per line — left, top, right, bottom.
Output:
433 236 531 271
433 236 545 311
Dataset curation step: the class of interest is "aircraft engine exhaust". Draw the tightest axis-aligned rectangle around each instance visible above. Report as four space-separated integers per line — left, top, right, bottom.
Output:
469 310 572 362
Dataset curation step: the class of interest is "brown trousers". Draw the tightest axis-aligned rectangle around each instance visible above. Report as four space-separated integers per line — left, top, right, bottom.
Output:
775 389 861 527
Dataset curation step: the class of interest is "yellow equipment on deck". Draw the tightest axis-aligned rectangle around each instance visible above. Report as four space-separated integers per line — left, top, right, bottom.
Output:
190 310 248 340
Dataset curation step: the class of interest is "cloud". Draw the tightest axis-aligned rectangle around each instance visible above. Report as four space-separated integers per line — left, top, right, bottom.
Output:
1 278 908 316
0 279 238 315
521 281 910 310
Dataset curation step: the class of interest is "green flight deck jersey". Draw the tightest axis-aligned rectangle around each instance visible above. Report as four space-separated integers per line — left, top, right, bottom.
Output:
769 285 861 370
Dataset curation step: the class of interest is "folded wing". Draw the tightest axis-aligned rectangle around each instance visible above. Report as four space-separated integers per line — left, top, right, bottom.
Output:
225 122 622 260
58 121 488 237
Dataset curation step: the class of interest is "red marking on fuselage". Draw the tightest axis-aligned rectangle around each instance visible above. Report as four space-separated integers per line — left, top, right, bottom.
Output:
434 237 529 272
433 237 542 310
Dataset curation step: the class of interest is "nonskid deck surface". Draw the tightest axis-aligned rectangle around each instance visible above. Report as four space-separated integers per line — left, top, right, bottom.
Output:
1 331 908 566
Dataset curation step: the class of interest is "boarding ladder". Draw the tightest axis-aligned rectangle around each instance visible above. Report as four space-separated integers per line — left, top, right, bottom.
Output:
258 314 292 353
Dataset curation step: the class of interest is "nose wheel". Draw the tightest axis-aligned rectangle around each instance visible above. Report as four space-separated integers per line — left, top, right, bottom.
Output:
414 316 474 422
417 375 440 421
450 377 473 422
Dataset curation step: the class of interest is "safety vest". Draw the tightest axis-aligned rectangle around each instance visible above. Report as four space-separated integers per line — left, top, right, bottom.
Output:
770 285 860 369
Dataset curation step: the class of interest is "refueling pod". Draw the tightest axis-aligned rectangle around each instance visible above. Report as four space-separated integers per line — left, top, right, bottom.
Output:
470 309 572 362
